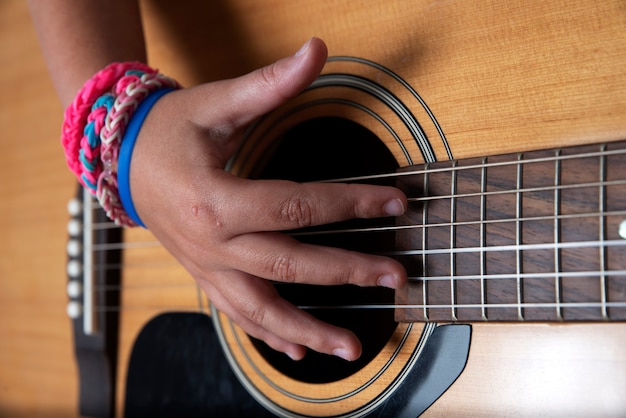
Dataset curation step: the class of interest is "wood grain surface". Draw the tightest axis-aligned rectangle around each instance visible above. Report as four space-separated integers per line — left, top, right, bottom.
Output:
1 0 625 417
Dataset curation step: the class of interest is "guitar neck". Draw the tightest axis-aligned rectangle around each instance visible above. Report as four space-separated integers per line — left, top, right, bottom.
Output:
395 140 626 323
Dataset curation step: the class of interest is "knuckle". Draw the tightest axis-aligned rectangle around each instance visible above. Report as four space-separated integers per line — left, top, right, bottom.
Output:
242 302 267 326
269 254 299 282
337 265 357 285
334 253 372 286
281 195 313 228
190 200 227 235
259 64 280 88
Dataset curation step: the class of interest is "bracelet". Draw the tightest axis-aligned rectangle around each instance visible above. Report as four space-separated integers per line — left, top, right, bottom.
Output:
63 62 153 188
79 93 114 190
117 88 176 228
61 62 181 226
96 71 179 226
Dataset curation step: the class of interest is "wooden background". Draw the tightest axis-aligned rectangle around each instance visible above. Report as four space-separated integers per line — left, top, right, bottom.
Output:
1 0 625 416
0 1 78 416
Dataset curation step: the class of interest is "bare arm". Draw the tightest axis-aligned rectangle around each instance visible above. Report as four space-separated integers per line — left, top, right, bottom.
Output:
27 0 146 106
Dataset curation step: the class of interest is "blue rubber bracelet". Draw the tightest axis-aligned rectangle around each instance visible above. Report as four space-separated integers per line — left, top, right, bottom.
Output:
118 87 175 228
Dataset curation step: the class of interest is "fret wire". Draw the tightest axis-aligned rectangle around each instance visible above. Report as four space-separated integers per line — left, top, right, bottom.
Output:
388 239 626 257
599 144 608 319
480 158 487 320
408 179 626 203
450 161 458 320
327 147 626 184
422 164 430 320
516 153 524 320
407 269 626 282
554 150 563 320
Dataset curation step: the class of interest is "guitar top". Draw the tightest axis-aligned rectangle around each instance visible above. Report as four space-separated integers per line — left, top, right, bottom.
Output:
1 0 625 416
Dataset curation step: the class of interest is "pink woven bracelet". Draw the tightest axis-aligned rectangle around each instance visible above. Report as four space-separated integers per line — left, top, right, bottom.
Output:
96 71 180 226
62 62 180 226
62 62 154 186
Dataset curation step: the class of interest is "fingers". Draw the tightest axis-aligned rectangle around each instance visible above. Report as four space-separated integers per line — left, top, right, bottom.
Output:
197 275 306 360
219 37 328 126
226 37 328 126
193 172 408 288
226 232 406 289
185 37 328 135
207 171 407 236
199 270 363 361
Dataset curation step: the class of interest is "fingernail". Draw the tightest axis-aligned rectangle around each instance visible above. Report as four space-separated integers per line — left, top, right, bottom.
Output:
378 273 398 289
383 198 405 216
295 38 312 57
333 347 353 361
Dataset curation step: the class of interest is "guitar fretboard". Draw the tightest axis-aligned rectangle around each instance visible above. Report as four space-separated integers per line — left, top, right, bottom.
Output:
394 141 626 322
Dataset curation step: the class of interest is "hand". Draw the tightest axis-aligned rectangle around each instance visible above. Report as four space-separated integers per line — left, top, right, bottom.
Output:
129 38 408 361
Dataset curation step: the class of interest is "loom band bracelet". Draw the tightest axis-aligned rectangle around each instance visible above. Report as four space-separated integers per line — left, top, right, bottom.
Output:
118 87 176 228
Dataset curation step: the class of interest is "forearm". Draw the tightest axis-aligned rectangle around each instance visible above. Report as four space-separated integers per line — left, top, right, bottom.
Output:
28 0 147 107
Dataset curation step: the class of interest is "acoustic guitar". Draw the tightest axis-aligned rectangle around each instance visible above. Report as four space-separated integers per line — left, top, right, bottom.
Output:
1 0 625 417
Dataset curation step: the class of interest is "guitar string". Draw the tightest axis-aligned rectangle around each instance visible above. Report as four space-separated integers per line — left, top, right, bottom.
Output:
293 210 626 237
323 146 626 184
87 174 626 240
87 208 626 252
90 208 626 242
86 141 626 210
91 301 626 313
86 170 626 250
91 248 626 313
405 179 626 204
88 261 626 311
90 240 626 269
91 269 626 292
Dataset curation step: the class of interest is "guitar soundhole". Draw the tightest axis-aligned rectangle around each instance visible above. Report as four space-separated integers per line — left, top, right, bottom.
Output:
250 117 399 384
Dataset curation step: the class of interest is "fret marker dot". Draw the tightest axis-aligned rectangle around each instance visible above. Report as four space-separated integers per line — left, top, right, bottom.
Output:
619 220 626 240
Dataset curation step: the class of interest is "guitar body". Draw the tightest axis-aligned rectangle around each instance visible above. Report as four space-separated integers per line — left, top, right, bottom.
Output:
1 0 625 416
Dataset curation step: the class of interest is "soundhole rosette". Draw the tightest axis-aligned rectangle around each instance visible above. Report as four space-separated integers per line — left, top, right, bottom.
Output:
213 57 450 417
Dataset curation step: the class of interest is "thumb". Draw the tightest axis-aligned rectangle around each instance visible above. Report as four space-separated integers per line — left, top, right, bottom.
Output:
190 37 328 129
